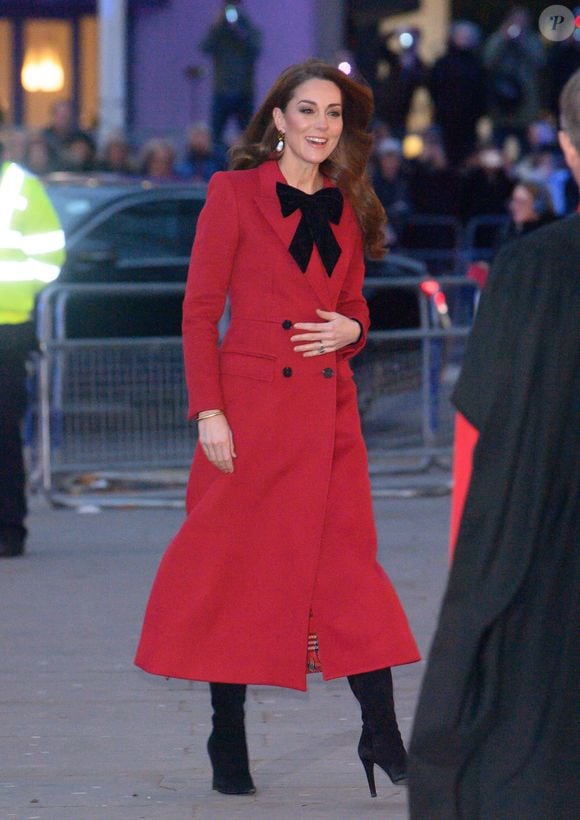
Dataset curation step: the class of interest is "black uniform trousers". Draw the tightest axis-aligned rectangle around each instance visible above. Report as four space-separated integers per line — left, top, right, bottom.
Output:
0 322 36 542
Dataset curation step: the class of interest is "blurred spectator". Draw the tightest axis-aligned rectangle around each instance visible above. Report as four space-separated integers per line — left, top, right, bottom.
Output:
459 147 514 222
374 27 429 137
97 132 136 175
368 121 394 174
371 120 393 143
407 128 459 216
139 139 178 180
372 137 412 245
0 127 28 164
514 121 574 215
41 100 93 171
22 132 51 176
346 14 383 92
62 132 97 172
546 13 580 117
500 181 557 244
483 8 545 149
201 0 262 146
527 119 558 153
501 135 522 176
465 179 556 289
516 139 559 183
429 21 485 167
176 122 225 182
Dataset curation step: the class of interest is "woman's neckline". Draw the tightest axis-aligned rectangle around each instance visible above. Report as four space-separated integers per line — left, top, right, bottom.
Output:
275 159 330 194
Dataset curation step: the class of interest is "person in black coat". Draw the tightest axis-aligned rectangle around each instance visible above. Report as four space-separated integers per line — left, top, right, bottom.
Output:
373 28 429 137
458 147 514 223
546 15 580 119
408 69 580 820
201 0 261 147
371 137 412 246
429 21 486 167
406 128 460 217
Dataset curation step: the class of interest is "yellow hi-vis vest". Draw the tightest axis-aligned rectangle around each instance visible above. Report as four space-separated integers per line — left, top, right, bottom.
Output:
0 161 66 325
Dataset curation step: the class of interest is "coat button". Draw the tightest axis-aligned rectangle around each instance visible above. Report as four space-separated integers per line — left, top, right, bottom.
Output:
322 367 334 378
282 367 293 377
282 319 292 329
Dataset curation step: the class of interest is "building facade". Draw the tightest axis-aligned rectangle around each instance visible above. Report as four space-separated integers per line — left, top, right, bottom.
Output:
0 0 449 146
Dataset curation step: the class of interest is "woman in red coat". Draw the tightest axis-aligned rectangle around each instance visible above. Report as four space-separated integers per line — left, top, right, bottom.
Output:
135 60 419 798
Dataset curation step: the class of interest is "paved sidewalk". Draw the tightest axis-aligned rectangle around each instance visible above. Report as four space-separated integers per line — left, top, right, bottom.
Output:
1 489 450 820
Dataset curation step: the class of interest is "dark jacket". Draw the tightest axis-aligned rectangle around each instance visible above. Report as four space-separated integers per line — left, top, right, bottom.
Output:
201 14 261 97
409 215 580 819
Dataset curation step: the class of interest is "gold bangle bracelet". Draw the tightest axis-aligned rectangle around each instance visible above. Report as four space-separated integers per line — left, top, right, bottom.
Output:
195 410 224 422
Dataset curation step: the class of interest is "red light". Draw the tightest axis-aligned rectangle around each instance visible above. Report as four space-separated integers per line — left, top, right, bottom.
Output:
433 291 448 312
420 279 439 296
576 15 580 27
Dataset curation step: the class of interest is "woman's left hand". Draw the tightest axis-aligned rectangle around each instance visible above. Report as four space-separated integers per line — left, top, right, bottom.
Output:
291 309 361 357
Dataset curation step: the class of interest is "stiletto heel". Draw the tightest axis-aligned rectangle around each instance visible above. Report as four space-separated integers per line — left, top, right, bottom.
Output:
360 756 377 797
348 668 408 796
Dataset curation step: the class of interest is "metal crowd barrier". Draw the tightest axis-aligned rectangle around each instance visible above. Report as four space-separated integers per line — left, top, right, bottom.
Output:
32 277 477 506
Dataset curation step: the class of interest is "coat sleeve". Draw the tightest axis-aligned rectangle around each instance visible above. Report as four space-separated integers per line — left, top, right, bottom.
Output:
336 220 370 361
182 172 239 419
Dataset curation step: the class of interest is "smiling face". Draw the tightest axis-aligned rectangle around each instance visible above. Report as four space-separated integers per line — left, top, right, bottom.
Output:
273 78 343 176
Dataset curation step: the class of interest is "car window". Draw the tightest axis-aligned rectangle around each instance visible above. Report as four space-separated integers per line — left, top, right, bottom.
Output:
84 198 203 261
47 186 120 232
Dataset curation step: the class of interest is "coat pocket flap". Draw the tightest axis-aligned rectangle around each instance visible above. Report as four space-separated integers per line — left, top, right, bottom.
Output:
220 350 276 382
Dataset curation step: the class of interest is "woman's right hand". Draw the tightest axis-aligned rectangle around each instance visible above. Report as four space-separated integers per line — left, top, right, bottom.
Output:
198 414 237 473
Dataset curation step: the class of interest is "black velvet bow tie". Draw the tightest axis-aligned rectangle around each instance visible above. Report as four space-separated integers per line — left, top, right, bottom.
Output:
276 182 343 277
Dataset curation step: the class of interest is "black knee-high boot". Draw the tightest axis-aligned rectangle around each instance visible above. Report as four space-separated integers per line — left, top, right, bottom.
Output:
347 668 408 797
207 683 256 795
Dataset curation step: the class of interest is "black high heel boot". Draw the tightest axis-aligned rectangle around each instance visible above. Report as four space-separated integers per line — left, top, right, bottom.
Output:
347 668 408 797
207 683 256 795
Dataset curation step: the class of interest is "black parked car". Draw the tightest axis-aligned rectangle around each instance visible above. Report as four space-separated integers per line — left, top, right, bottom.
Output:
45 173 206 337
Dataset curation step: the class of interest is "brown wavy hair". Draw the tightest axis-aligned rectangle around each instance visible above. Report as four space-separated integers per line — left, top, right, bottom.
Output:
230 59 386 259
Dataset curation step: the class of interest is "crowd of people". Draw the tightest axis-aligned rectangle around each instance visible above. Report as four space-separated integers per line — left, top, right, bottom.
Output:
1 10 578 244
361 8 579 245
0 102 226 184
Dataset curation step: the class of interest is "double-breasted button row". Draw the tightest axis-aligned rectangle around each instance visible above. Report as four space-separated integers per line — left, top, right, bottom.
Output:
282 321 293 378
281 366 335 379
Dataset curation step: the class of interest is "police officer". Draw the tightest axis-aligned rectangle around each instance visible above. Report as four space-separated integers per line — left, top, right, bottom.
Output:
0 141 65 557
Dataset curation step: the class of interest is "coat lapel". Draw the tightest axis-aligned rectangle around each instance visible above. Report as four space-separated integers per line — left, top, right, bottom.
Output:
323 212 354 307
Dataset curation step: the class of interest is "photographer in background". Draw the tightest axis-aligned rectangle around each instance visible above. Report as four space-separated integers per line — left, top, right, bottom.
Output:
201 0 262 147
373 27 428 137
429 21 486 167
483 7 545 151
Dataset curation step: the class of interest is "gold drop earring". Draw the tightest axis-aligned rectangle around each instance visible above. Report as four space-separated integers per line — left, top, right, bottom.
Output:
275 131 285 152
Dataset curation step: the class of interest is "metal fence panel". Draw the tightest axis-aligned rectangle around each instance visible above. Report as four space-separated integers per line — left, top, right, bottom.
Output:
46 339 193 472
34 278 476 504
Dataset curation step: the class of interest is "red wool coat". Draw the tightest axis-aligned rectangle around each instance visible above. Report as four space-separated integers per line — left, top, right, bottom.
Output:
134 160 419 690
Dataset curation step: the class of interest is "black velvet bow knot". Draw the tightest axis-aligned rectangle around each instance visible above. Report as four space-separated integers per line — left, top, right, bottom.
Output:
276 181 343 277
